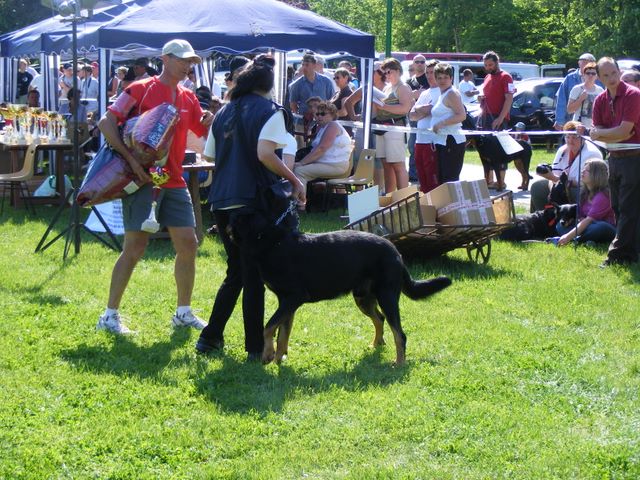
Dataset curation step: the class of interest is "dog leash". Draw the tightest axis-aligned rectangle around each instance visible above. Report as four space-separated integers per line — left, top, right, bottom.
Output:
274 200 299 228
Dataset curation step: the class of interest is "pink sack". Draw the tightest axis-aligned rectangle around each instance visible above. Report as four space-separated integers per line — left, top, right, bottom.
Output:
122 102 179 167
77 143 148 207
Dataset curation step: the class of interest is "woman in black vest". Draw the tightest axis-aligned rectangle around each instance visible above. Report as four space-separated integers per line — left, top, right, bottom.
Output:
196 55 305 361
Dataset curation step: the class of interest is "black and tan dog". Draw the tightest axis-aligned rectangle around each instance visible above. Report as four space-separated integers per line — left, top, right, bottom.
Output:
233 223 451 365
472 135 533 190
499 202 577 241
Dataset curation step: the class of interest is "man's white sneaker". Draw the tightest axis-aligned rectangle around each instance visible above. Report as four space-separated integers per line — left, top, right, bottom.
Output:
172 311 206 330
96 312 134 335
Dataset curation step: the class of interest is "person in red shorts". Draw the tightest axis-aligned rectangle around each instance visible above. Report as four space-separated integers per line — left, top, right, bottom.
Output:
96 39 214 334
478 50 515 190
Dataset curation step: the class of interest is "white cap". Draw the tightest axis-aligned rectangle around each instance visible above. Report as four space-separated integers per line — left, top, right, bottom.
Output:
162 39 201 64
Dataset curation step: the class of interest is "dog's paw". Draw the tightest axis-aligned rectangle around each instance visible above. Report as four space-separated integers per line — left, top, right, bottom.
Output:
262 350 275 364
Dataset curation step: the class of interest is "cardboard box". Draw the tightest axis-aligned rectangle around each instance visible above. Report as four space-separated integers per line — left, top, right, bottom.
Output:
476 206 496 225
391 185 418 203
438 207 479 226
492 194 512 224
379 194 394 207
379 185 419 207
466 179 491 207
425 181 472 215
437 205 496 226
419 202 437 225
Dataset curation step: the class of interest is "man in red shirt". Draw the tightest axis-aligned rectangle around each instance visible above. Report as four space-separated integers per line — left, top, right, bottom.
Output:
589 57 640 266
96 39 214 334
478 50 515 189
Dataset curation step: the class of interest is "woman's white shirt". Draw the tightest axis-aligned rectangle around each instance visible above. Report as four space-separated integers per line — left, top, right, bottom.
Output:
551 140 603 185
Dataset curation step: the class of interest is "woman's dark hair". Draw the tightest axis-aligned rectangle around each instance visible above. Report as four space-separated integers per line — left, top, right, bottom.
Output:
380 58 403 75
334 67 350 80
228 54 275 100
123 67 136 82
581 159 609 200
67 87 79 100
434 62 454 78
374 68 387 83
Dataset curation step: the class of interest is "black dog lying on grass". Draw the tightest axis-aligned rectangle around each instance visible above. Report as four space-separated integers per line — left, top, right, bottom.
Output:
232 224 451 366
500 203 577 241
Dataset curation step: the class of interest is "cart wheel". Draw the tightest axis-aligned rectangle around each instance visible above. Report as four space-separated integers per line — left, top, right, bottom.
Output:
372 224 390 237
467 239 491 264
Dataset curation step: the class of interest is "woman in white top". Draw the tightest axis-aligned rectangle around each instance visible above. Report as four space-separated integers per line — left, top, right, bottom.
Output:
567 62 604 128
431 63 467 183
294 101 352 200
375 58 413 193
529 120 604 212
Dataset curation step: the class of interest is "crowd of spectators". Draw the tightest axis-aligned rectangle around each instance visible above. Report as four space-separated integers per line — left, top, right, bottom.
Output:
8 46 640 270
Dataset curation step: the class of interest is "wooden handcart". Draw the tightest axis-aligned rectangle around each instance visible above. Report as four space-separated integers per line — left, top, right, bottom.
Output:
345 191 515 264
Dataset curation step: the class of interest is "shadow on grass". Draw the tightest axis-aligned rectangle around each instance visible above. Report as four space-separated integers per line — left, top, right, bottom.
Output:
407 255 519 281
0 261 72 306
193 347 410 414
59 328 192 383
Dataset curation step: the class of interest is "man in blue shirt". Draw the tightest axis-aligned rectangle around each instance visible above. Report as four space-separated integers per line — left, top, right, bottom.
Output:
554 53 597 129
289 53 335 115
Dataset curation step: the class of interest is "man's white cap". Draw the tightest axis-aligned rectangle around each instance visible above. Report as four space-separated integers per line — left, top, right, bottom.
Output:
162 39 201 64
579 53 596 62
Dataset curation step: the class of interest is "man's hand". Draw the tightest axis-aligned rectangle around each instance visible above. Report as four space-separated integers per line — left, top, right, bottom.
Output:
200 110 214 128
491 117 504 130
125 154 151 183
291 177 306 205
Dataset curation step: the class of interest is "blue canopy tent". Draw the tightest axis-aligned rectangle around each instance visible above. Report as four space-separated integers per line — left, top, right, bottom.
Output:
93 0 374 57
1 0 376 141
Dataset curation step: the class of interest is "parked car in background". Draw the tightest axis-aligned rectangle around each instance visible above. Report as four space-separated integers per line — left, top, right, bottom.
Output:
618 59 640 71
468 77 562 135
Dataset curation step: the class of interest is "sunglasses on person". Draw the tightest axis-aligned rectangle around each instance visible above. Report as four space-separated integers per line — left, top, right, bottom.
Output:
584 71 597 76
315 111 329 116
413 60 425 64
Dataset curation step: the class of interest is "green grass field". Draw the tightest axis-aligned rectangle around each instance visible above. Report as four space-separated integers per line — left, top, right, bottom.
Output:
1 201 638 479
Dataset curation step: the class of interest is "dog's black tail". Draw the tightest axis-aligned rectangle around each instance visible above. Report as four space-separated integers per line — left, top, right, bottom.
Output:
402 269 452 300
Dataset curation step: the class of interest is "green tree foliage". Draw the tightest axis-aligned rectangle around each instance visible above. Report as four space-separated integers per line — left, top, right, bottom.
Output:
0 0 51 35
308 0 640 64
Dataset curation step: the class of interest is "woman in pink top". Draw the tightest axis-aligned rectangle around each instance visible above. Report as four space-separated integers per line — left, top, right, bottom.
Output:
556 159 616 245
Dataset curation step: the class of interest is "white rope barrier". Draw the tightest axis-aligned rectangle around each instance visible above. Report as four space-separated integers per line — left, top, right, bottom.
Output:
292 113 640 151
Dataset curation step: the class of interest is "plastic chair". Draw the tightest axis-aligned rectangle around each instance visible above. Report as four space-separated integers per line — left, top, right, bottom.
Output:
323 148 375 211
0 142 39 215
305 144 355 213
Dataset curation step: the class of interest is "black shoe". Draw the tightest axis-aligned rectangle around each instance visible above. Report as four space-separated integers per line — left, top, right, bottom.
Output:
195 337 224 354
207 224 218 235
246 351 262 363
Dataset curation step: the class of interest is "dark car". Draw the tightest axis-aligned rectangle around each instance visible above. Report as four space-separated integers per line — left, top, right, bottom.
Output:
508 77 561 130
468 77 562 132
